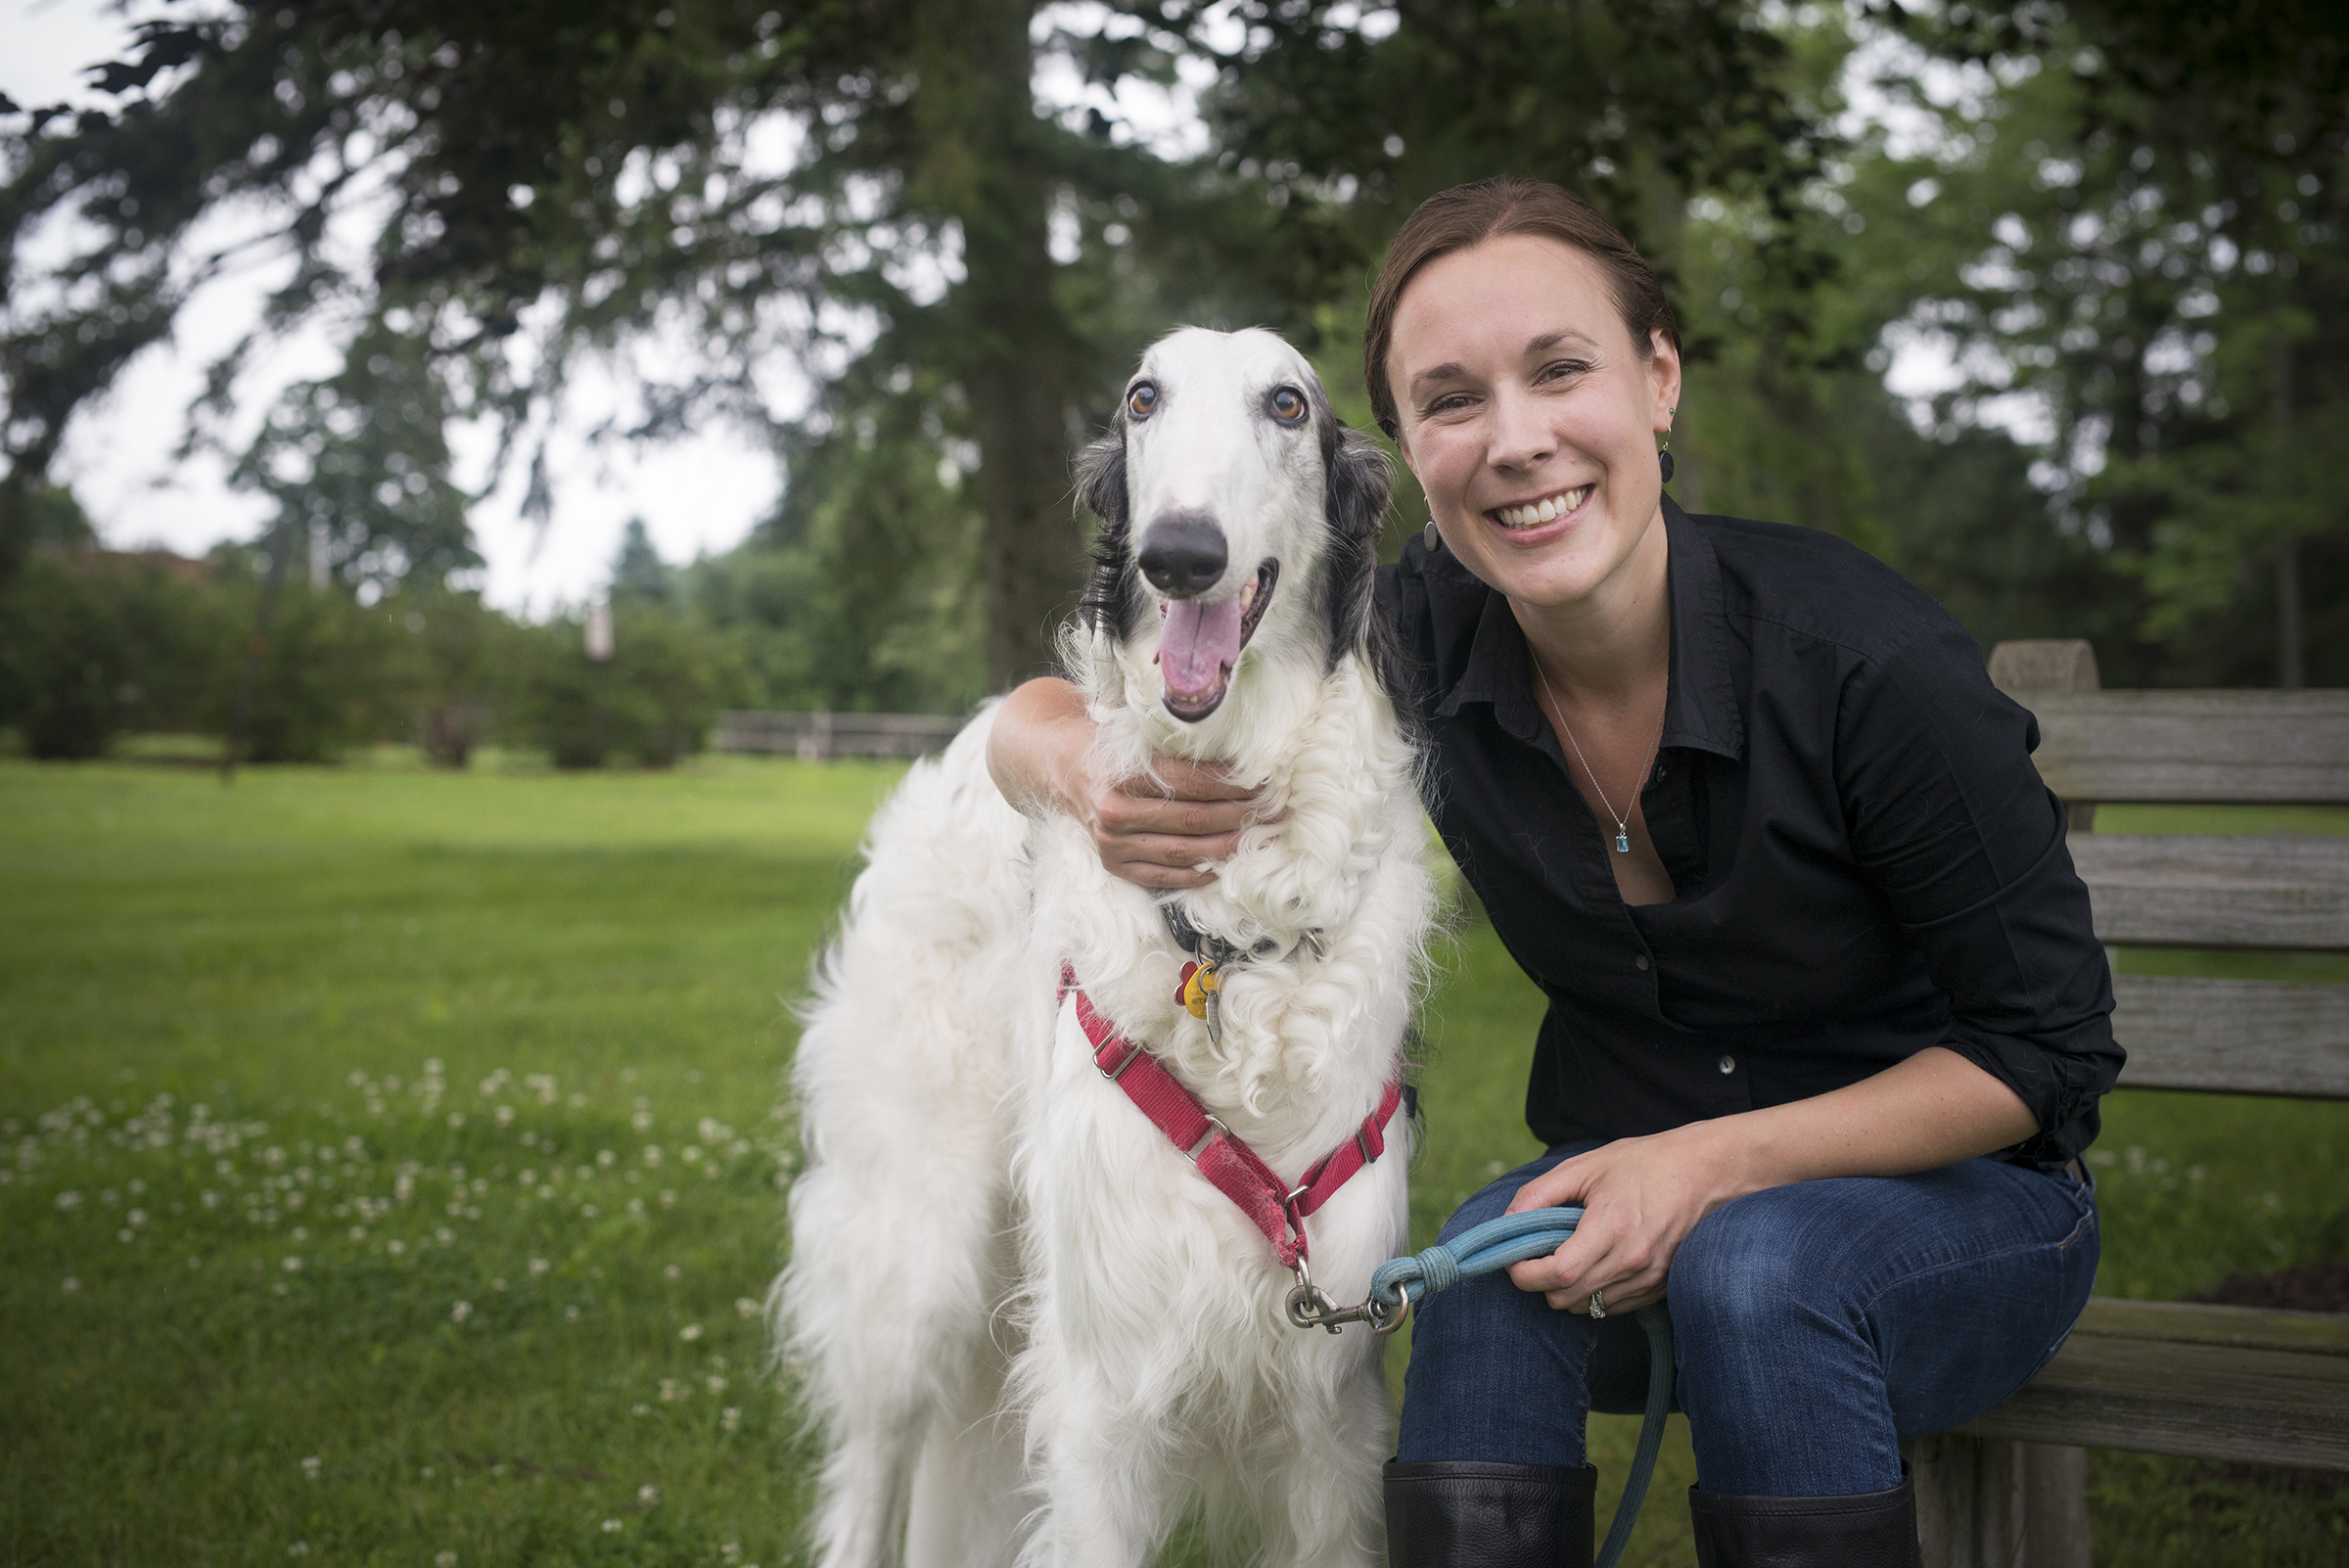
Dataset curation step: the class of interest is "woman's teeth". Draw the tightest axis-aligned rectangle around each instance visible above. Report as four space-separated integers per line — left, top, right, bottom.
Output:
1495 485 1592 530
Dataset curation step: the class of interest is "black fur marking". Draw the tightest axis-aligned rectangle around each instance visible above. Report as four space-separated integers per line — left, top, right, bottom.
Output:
1074 422 1141 643
1309 384 1396 678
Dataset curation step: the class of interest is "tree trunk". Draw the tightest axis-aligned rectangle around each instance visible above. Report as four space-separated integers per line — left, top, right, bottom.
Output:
913 0 1085 691
221 518 296 781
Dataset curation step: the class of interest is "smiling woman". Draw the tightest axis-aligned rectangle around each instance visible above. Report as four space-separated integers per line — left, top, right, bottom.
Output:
989 175 2124 1568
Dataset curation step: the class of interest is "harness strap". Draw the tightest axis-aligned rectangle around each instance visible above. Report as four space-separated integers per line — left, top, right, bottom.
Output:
1060 963 1403 1270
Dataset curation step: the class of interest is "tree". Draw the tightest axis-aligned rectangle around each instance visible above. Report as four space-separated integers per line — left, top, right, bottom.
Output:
1866 0 2349 684
3 0 1835 700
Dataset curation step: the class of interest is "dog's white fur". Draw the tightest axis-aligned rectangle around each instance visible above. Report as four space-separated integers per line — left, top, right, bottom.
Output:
778 328 1431 1568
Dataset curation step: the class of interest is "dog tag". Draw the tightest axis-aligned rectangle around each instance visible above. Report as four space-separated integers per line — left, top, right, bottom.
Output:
1205 983 1222 1044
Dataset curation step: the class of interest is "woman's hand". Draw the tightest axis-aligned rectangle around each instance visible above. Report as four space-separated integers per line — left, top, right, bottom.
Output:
1502 1125 1749 1314
988 677 1261 890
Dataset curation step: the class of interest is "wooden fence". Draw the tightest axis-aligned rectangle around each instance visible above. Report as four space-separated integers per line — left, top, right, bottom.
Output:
711 710 968 761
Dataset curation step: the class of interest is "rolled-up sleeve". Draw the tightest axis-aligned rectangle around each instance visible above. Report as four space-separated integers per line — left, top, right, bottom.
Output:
1836 628 2123 1165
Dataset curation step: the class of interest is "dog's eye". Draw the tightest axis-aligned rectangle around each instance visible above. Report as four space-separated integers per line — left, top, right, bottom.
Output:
1128 382 1159 420
1269 386 1308 426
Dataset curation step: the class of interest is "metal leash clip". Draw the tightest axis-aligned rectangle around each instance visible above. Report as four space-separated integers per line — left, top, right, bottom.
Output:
1282 1259 1410 1336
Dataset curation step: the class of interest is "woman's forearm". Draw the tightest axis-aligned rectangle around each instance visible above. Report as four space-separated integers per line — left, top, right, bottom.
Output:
988 676 1088 818
1716 1045 2042 1193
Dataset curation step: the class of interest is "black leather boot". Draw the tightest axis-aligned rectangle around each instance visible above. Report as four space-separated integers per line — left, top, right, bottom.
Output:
1383 1459 1595 1567
1686 1469 1919 1568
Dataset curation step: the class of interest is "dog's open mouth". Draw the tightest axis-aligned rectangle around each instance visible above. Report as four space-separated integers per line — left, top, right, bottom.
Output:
1157 559 1278 722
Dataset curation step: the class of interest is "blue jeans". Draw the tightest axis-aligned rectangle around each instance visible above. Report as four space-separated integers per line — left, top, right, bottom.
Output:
1395 1141 2100 1496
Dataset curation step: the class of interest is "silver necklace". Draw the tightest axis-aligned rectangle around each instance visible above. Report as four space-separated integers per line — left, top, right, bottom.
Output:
1532 655 1665 855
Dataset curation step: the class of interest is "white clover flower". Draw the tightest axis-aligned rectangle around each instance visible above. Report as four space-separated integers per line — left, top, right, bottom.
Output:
387 1239 406 1257
626 1198 643 1215
565 1305 581 1322
631 1110 653 1132
287 1544 309 1558
348 1226 366 1242
601 1518 622 1533
530 1258 549 1276
283 1257 302 1273
630 1403 650 1416
450 1301 473 1323
637 1483 660 1507
55 1190 81 1211
659 1378 684 1403
678 1323 703 1343
641 1146 662 1168
660 1190 677 1210
734 1297 759 1319
300 1455 321 1479
579 1204 599 1219
719 1407 742 1433
127 1209 147 1226
706 1375 728 1396
663 1265 681 1281
436 1553 457 1567
596 1149 617 1169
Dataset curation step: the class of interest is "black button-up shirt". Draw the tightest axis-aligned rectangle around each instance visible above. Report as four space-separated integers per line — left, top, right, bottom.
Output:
1376 499 2122 1168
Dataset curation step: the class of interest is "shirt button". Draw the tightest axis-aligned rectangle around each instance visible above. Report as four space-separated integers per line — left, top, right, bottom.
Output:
1653 763 1669 781
1718 1054 1736 1075
1635 954 1650 972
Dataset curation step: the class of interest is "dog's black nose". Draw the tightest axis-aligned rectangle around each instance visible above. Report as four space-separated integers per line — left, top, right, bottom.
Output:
1136 511 1228 597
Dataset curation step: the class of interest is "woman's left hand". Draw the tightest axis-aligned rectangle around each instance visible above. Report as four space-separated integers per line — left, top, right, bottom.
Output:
1501 1124 1750 1314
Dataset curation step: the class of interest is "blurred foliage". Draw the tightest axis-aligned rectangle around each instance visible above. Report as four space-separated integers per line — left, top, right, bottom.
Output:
514 603 751 769
3 1 2343 706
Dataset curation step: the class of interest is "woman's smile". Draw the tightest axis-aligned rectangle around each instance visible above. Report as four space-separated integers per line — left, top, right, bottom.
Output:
1490 483 1594 532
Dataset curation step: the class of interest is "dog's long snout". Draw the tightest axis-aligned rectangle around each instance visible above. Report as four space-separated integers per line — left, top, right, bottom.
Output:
1136 510 1228 598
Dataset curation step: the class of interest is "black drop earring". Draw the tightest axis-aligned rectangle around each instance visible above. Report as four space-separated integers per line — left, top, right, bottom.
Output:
1423 519 1441 553
1659 409 1677 484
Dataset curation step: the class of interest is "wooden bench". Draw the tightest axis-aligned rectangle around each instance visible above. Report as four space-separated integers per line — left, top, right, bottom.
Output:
1906 639 2349 1568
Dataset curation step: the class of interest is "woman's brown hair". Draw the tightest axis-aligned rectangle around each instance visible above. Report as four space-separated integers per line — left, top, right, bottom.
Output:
1362 176 1680 438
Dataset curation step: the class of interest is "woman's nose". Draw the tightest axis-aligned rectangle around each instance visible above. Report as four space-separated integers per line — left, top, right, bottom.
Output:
1485 385 1554 470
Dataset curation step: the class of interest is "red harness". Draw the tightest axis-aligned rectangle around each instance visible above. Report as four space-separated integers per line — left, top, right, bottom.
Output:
1059 963 1404 1270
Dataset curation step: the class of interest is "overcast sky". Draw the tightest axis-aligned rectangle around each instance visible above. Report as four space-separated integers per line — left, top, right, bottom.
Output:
4 0 779 616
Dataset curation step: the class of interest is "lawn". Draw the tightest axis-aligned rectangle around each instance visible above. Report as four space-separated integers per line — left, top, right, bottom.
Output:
2 757 2342 1565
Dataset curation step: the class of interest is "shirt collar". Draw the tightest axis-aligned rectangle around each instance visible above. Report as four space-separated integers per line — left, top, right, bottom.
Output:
1431 496 1744 761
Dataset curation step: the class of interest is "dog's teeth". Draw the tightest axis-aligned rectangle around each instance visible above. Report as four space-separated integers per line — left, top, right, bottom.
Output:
1240 580 1257 611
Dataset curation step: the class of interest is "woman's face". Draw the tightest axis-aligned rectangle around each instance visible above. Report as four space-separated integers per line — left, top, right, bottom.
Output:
1387 234 1681 613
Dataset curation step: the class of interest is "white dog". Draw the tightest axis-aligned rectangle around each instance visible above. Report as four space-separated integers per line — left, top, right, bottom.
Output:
778 327 1434 1568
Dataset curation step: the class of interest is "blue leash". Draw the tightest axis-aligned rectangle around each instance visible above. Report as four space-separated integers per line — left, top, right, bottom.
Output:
1342 1210 1675 1568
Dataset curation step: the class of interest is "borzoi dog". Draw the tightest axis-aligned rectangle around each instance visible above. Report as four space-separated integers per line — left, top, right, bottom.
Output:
778 327 1432 1568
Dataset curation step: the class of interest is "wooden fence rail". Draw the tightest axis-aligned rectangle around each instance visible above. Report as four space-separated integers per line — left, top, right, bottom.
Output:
711 710 968 761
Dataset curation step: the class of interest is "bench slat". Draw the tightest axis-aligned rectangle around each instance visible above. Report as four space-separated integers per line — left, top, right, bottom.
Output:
2071 1296 2349 1358
2021 690 2349 805
2074 834 2349 949
1959 1333 2349 1470
2111 976 2349 1098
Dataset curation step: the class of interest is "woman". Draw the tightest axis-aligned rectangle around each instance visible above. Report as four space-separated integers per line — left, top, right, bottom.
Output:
988 177 2119 1567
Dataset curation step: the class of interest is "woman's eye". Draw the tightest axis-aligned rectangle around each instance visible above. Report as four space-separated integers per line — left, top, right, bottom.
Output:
1128 382 1159 419
1537 359 1590 385
1269 386 1307 425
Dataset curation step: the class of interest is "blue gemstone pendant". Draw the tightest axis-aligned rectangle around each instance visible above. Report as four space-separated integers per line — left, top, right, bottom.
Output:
1615 831 1631 853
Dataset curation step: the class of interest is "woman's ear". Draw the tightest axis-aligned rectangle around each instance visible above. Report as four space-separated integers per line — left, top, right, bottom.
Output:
1648 330 1683 431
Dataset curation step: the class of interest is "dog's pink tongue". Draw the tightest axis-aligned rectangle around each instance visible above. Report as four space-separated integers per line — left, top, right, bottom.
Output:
1159 594 1244 701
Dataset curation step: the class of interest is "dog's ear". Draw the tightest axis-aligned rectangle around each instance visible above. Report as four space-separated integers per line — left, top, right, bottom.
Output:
1074 425 1140 642
1323 425 1394 545
1315 418 1393 669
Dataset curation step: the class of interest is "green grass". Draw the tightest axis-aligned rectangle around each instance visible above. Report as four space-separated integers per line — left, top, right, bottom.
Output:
3 763 2343 1564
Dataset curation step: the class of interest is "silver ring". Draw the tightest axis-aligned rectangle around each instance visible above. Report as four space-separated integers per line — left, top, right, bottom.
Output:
1588 1289 1607 1320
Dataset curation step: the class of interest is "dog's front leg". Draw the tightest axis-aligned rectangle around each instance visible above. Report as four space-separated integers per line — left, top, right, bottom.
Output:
1260 1356 1392 1568
1023 1367 1178 1568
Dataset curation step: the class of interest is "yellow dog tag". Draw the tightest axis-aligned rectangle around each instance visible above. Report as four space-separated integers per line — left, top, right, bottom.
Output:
1176 959 1221 1019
